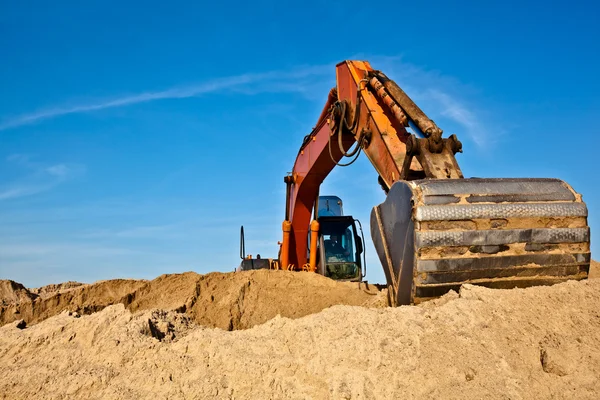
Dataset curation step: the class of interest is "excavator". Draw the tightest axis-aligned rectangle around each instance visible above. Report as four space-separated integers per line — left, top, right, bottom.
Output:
240 60 591 306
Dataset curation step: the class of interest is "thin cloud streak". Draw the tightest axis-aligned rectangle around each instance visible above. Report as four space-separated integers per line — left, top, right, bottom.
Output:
0 184 55 200
0 242 142 258
0 65 331 131
1 58 497 148
0 156 86 201
427 89 488 147
367 55 495 148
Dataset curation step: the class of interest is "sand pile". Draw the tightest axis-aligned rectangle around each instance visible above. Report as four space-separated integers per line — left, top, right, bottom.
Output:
30 281 84 299
590 260 599 279
0 278 147 327
1 264 597 398
1 278 599 399
0 270 383 330
0 280 36 307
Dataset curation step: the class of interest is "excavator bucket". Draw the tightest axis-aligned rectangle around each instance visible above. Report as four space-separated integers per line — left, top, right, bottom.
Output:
371 178 590 306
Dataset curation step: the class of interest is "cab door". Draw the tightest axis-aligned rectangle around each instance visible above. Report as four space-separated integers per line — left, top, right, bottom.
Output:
315 216 364 281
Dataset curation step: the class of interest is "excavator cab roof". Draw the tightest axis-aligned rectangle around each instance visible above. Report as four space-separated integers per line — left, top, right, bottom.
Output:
318 196 343 217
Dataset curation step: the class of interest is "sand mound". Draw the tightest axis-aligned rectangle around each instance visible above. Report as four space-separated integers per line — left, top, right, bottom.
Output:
3 262 596 330
183 270 383 330
0 270 383 330
0 279 147 327
1 279 599 399
30 281 84 298
590 260 599 279
0 280 37 306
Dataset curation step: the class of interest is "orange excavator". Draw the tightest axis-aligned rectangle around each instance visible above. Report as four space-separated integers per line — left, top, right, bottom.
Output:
240 60 591 306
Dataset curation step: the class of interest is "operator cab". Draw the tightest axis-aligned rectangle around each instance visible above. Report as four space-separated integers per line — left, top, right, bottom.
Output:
313 196 365 281
316 216 364 281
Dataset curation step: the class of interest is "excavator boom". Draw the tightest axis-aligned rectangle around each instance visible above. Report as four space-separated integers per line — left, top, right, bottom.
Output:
279 60 590 304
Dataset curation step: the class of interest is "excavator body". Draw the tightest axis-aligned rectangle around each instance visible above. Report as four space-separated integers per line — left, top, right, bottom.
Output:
253 59 590 305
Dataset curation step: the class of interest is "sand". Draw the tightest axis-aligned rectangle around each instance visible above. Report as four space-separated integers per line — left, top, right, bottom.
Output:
0 264 598 399
1 278 599 399
0 262 600 399
1 270 383 330
589 260 599 279
0 278 148 327
30 281 84 299
0 280 36 307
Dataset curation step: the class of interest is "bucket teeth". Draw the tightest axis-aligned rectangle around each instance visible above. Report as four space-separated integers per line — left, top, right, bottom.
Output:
371 178 591 306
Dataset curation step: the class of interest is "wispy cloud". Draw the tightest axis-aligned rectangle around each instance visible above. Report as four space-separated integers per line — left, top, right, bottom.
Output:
0 65 332 131
366 55 497 148
0 154 85 200
0 242 141 258
0 185 54 201
426 89 488 147
6 153 32 164
0 57 498 148
81 224 181 240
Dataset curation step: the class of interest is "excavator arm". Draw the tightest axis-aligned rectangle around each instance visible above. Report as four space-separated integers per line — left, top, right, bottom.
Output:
280 60 590 305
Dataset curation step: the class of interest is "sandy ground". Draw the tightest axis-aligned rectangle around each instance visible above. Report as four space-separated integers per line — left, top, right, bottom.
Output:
0 265 599 399
29 281 84 298
0 280 36 306
589 260 599 279
0 270 384 329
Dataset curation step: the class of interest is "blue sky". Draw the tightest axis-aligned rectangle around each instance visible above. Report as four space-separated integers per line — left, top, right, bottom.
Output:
1 0 599 287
